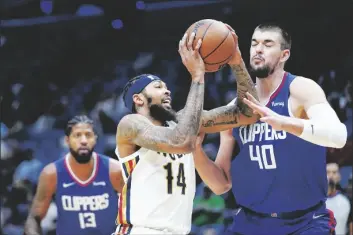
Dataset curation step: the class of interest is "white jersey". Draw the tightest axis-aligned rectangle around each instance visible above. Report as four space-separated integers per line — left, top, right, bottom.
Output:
115 122 196 235
326 193 351 235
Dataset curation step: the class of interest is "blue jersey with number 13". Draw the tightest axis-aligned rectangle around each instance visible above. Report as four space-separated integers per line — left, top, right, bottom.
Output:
54 154 118 235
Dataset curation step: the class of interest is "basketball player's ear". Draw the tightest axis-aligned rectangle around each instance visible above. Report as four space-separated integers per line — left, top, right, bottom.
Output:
280 49 290 63
133 94 144 108
65 136 70 146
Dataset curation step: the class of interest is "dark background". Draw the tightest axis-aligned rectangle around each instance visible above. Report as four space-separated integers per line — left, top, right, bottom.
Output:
1 0 352 234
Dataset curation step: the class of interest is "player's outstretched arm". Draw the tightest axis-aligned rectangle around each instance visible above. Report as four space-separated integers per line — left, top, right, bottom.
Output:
193 130 234 195
24 164 56 235
225 24 259 118
117 33 205 154
197 99 259 133
244 77 347 148
191 23 259 133
117 75 204 154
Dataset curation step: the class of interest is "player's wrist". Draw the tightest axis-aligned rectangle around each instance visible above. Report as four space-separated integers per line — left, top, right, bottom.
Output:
191 72 205 83
281 115 304 135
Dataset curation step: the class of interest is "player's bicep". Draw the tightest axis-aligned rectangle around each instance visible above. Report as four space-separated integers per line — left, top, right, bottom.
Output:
291 77 339 121
118 114 193 154
30 164 56 219
215 129 235 183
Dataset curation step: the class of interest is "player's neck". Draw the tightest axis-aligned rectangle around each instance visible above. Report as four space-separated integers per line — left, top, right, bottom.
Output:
256 69 285 103
68 153 95 181
327 187 337 197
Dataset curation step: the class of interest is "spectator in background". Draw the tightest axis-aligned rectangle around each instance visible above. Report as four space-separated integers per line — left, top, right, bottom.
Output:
326 163 352 235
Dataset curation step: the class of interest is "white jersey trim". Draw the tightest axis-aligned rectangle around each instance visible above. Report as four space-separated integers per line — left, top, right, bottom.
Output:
65 152 97 185
115 147 149 163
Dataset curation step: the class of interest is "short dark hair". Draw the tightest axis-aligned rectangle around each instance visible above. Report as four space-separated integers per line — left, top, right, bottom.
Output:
256 23 292 50
65 115 94 136
122 75 147 113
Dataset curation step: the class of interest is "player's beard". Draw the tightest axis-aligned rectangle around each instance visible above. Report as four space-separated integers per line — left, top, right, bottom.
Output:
150 104 177 124
250 64 275 79
328 179 337 189
146 96 177 124
69 147 94 164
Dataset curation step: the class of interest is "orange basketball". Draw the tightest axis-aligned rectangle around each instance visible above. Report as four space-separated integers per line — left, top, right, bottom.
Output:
185 19 236 72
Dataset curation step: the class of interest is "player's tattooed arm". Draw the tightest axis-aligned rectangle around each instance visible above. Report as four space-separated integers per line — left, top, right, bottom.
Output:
230 61 259 117
117 80 205 154
199 100 258 133
177 99 259 133
24 164 56 235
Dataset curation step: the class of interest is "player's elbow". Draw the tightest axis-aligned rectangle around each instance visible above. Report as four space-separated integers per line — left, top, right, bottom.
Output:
171 135 196 153
211 183 232 195
208 182 232 195
181 139 196 153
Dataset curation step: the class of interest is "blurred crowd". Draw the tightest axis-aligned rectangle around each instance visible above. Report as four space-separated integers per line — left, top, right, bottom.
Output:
1 49 352 234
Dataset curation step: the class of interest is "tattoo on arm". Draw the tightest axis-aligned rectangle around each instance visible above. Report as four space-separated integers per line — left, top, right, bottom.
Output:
118 80 205 153
177 80 205 136
201 104 240 128
230 61 258 117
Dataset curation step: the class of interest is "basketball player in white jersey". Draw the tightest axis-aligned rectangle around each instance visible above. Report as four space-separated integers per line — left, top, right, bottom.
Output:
115 32 259 234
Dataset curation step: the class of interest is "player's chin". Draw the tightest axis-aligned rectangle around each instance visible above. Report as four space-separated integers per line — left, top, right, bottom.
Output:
251 61 264 68
162 103 172 109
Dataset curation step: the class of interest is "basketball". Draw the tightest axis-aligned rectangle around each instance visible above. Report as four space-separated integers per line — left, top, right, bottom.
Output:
185 19 236 72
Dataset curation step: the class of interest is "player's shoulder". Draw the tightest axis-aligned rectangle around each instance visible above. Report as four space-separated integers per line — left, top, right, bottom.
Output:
108 157 121 173
117 114 151 137
290 75 318 87
289 75 325 100
96 153 112 166
40 163 57 180
118 113 150 126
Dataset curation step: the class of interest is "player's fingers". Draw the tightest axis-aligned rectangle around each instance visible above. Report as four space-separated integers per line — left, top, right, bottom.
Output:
194 39 202 52
179 34 188 56
246 92 260 105
187 32 196 51
180 33 187 50
260 117 277 129
224 23 235 32
243 98 263 114
260 116 269 122
230 31 239 43
191 39 202 58
242 98 257 109
178 40 182 53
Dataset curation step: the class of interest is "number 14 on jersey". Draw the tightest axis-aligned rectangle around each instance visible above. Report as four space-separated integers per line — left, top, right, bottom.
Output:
163 163 187 195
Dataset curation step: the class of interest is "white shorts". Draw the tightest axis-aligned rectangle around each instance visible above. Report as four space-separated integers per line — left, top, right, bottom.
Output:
114 225 175 235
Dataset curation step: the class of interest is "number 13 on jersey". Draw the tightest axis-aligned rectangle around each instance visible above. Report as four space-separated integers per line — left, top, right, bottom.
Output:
78 212 96 229
249 144 277 169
